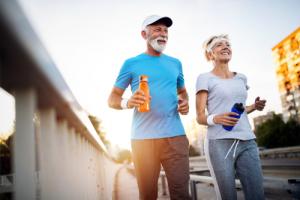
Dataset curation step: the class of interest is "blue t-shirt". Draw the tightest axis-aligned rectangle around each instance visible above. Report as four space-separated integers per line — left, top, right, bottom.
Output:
114 53 186 139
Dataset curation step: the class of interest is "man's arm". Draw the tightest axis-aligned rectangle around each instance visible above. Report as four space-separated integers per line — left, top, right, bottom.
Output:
177 87 189 115
108 87 147 110
108 87 125 110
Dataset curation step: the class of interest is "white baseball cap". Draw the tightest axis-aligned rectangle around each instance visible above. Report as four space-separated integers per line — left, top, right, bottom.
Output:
141 15 173 30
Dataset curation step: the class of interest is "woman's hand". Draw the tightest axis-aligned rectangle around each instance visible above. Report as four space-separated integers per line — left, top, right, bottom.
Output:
214 112 239 126
254 97 266 111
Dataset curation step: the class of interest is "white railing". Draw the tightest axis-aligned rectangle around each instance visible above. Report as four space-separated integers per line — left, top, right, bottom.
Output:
0 0 119 199
0 174 14 187
159 146 300 199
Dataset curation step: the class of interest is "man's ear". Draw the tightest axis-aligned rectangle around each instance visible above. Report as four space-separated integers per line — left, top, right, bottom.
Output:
141 30 147 40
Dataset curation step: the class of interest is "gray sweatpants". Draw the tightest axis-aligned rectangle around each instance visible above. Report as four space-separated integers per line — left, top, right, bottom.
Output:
204 139 265 200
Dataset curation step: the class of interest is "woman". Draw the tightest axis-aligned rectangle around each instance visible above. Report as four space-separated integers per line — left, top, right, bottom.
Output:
195 34 266 200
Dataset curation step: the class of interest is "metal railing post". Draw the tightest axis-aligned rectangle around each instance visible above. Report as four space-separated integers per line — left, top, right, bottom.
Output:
190 180 198 200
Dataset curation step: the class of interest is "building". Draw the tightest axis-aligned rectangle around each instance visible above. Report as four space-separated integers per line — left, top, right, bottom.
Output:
185 119 207 156
272 27 300 122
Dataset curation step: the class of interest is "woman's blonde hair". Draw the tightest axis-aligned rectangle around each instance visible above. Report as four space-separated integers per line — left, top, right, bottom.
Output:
203 34 230 61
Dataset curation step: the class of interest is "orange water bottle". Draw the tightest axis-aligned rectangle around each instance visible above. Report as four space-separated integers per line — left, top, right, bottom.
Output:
138 75 150 112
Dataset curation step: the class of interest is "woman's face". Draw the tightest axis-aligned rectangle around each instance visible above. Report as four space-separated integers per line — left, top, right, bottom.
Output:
211 40 232 62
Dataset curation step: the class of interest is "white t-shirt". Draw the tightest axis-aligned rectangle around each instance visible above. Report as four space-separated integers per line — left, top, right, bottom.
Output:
195 72 255 140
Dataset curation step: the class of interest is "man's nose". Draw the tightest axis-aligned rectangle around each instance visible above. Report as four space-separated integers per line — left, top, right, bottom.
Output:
160 31 168 37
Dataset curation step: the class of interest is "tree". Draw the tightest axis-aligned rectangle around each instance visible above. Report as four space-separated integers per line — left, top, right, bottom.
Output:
88 115 110 147
0 135 13 175
256 114 300 148
115 149 132 163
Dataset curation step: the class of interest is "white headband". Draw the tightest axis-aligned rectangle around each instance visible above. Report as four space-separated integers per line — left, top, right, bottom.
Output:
206 37 230 52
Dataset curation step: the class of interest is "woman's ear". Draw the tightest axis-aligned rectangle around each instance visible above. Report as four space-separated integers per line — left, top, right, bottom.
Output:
205 51 212 61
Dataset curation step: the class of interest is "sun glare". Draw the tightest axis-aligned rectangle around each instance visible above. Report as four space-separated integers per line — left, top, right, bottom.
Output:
0 88 15 140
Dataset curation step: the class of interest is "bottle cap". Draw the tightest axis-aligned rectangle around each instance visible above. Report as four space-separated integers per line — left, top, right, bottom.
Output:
139 75 148 82
234 103 245 112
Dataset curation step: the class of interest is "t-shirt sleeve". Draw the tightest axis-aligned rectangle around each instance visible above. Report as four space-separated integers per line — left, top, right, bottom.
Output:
195 74 209 94
177 61 185 89
239 73 250 90
114 60 131 90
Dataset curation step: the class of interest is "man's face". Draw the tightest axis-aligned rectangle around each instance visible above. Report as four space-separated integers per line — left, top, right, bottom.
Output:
144 23 168 53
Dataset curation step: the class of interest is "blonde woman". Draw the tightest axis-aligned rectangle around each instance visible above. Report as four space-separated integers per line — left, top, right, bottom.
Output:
196 34 266 200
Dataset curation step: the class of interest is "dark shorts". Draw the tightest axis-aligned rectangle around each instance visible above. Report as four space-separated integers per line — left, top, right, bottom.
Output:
131 135 190 200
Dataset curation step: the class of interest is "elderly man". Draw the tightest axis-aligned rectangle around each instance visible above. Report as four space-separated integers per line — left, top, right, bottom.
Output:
108 15 190 200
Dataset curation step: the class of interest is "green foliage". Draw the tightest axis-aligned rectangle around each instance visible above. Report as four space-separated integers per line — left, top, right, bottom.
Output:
115 149 132 163
256 114 300 148
88 114 110 146
0 135 13 175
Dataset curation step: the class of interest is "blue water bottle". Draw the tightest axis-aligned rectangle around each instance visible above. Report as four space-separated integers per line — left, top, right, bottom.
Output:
223 103 245 131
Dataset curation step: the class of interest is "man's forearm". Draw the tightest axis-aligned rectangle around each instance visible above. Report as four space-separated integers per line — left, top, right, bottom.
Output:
108 87 126 110
108 96 122 109
177 88 189 101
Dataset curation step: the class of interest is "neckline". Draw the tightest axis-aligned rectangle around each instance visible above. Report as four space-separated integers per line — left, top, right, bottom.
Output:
209 71 238 80
142 52 164 58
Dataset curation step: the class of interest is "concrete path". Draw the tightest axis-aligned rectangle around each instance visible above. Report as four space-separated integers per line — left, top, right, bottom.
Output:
114 165 139 200
114 164 294 200
114 165 169 200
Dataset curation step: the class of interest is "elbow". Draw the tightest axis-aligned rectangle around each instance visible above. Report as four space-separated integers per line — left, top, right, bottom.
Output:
196 116 201 125
196 116 204 125
107 97 114 108
196 114 206 125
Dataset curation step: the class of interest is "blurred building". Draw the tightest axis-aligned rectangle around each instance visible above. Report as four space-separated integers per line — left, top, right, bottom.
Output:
272 27 300 122
185 119 207 156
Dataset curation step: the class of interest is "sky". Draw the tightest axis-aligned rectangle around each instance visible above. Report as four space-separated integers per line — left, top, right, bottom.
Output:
1 0 300 149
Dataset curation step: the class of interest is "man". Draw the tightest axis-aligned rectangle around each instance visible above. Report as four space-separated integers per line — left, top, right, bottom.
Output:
108 15 190 200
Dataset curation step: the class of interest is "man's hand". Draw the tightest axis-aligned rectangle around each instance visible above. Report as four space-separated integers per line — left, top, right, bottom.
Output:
127 89 149 109
178 99 189 115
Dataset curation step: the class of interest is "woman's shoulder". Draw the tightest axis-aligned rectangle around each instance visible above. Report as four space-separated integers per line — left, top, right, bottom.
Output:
235 72 247 78
235 72 248 81
196 72 213 80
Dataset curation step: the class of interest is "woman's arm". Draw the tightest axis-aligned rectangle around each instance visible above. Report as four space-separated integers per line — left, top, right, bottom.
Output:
246 104 256 114
196 90 239 126
196 91 209 125
246 97 266 114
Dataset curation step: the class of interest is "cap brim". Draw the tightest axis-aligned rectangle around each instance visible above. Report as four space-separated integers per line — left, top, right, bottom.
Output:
149 17 172 27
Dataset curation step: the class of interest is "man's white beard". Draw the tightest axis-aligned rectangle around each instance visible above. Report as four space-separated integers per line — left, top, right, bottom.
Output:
149 37 167 53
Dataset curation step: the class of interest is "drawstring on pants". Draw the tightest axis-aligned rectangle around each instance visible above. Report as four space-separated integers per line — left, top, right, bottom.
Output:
224 139 240 160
